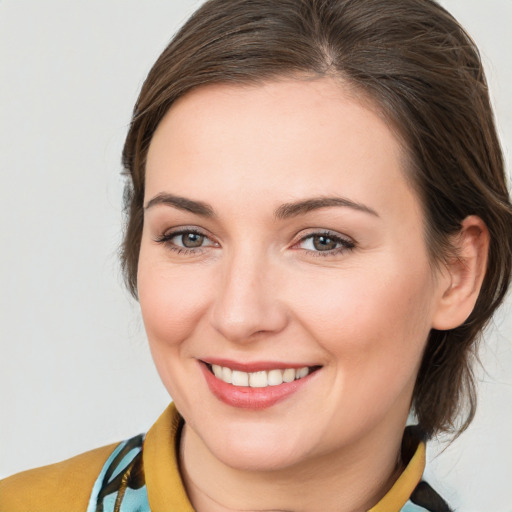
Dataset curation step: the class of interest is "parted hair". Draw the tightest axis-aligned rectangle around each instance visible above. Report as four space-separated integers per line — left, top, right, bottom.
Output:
121 0 512 438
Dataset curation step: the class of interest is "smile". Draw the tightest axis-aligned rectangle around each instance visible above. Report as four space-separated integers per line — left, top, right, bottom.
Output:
201 361 321 409
209 364 313 388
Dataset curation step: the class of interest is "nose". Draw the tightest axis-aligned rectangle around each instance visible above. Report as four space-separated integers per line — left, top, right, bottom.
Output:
209 248 288 343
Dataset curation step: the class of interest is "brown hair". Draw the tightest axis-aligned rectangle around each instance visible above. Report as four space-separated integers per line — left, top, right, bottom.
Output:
121 0 512 438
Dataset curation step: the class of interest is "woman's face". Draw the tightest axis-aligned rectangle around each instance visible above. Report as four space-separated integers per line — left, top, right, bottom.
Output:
138 78 446 471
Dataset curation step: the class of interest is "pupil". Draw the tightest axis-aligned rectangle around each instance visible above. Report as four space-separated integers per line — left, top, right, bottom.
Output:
313 235 337 251
182 233 204 248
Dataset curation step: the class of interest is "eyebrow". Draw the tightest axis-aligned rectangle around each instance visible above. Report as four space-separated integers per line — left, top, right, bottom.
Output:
144 193 215 217
274 196 379 219
144 193 379 219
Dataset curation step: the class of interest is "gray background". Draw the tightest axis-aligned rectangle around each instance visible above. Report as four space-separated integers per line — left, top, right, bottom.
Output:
0 1 511 511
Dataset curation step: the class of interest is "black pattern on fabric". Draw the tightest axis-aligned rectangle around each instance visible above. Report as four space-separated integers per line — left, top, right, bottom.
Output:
410 481 452 512
94 434 147 512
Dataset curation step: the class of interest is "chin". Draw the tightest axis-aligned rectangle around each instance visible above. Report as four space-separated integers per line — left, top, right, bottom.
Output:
197 418 314 473
213 443 305 473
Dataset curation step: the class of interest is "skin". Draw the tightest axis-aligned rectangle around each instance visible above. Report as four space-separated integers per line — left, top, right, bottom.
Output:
138 77 488 512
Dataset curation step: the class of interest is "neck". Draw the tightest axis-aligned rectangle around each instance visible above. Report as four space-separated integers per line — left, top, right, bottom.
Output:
179 420 405 512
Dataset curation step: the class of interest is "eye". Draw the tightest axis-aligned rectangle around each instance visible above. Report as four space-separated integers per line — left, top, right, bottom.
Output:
296 231 355 255
175 232 206 248
155 228 218 253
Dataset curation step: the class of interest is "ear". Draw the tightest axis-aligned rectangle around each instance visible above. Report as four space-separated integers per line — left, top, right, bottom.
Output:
432 215 490 330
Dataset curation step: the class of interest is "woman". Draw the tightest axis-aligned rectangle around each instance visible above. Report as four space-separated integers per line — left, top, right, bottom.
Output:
1 0 511 511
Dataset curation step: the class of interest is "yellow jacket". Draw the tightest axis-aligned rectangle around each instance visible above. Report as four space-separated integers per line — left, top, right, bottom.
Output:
0 403 433 512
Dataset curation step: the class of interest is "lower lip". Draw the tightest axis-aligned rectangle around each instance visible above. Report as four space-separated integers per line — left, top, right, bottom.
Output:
200 363 317 409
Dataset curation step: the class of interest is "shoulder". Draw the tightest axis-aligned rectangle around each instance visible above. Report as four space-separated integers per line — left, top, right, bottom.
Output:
0 442 118 512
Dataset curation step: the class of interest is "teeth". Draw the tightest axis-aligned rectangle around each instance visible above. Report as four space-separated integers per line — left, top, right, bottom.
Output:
267 369 283 386
232 370 249 386
249 371 267 388
213 365 223 379
221 366 232 384
210 364 312 388
283 368 295 383
296 367 309 379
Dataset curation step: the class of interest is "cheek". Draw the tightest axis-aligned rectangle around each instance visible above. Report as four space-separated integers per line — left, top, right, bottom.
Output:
137 251 215 405
137 252 212 348
288 264 434 437
286 259 434 372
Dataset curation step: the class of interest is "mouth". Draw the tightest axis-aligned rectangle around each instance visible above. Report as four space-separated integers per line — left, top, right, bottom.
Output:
205 362 320 388
200 360 322 409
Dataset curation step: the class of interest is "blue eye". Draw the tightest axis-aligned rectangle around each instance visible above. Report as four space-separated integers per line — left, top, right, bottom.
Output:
298 232 355 254
155 229 217 253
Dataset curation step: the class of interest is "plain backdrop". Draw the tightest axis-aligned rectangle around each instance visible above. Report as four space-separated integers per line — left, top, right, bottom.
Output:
0 1 511 511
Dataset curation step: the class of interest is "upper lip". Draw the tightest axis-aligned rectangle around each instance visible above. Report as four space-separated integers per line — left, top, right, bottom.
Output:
201 358 320 373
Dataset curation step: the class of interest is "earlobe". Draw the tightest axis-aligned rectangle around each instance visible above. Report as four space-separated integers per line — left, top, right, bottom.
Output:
432 216 489 331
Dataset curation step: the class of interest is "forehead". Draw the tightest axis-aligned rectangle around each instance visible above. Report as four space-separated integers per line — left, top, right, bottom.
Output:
145 78 419 222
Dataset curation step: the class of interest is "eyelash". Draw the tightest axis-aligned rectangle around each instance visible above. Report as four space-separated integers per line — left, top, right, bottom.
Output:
293 231 356 257
154 228 216 256
154 228 356 257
